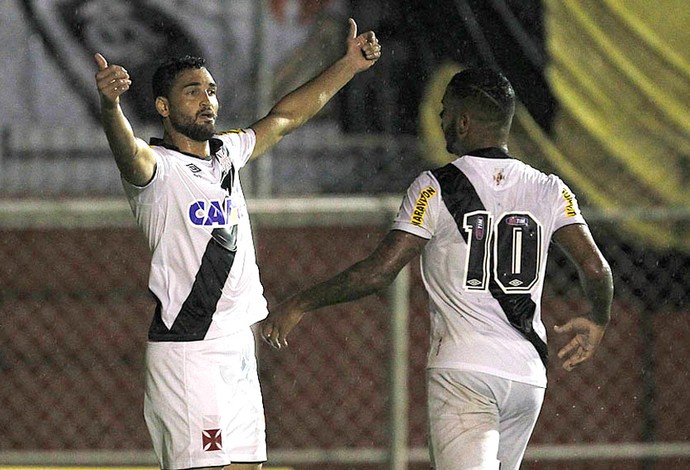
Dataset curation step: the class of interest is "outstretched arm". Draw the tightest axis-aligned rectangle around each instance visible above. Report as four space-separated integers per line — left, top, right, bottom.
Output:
94 53 156 186
552 223 613 371
249 18 381 159
261 230 426 349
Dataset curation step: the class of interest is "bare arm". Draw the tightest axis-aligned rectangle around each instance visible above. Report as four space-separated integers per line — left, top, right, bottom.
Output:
261 230 427 349
249 18 381 159
552 223 614 370
94 53 156 186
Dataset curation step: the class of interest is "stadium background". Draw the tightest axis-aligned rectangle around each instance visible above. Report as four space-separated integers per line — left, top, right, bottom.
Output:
0 0 688 469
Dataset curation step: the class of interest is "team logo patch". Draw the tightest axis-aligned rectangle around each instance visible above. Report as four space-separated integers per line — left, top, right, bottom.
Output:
216 148 233 175
410 187 437 226
202 428 223 451
561 188 578 217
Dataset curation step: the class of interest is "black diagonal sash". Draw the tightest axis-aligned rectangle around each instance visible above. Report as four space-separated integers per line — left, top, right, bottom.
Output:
148 230 237 341
431 163 548 366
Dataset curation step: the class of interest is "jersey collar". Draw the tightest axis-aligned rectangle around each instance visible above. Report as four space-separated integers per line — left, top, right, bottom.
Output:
149 137 223 161
467 147 513 160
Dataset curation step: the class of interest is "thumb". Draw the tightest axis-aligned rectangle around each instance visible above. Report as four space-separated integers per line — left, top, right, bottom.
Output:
94 52 108 70
554 321 573 333
348 17 357 40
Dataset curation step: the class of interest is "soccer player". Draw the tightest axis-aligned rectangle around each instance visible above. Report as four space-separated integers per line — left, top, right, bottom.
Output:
261 67 613 470
93 18 380 470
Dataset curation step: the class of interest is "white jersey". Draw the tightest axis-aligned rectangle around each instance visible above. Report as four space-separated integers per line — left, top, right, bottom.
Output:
392 148 586 387
123 129 268 342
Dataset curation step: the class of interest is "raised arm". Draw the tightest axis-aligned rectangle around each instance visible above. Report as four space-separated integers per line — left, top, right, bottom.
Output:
261 230 426 349
249 18 381 159
552 223 614 371
94 53 156 186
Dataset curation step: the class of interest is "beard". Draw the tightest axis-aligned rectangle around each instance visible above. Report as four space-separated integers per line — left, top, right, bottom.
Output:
170 112 216 142
444 130 460 155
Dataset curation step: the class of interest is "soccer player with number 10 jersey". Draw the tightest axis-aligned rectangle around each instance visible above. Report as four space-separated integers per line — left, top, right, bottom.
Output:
262 67 613 470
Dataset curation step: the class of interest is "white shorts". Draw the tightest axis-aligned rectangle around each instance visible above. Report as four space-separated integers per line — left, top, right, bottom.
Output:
144 327 266 469
427 369 545 470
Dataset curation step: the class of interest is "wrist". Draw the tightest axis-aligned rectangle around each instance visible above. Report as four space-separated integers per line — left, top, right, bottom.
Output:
587 312 610 327
99 96 119 111
334 55 360 78
283 296 308 317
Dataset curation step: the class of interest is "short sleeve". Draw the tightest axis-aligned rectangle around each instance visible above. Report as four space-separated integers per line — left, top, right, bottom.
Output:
216 128 256 169
391 171 440 240
551 176 587 231
121 147 169 203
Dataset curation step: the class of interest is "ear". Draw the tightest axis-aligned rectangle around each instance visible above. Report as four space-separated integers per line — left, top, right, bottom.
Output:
155 96 170 118
456 112 470 136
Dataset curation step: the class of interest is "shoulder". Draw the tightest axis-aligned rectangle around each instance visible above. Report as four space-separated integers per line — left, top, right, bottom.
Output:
406 169 442 196
147 142 180 164
214 129 256 167
511 161 566 192
215 128 256 147
542 172 574 196
507 158 548 180
146 144 182 174
428 159 478 196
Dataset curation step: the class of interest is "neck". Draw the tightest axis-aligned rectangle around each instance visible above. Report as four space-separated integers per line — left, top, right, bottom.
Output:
460 123 510 155
162 129 210 159
460 139 509 156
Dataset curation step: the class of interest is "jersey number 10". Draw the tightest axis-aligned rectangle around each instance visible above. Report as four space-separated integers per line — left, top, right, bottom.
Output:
463 211 542 293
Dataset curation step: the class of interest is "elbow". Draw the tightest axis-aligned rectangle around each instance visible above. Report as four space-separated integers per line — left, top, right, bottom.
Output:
269 110 304 136
353 268 398 297
582 256 612 285
371 271 398 291
580 256 614 305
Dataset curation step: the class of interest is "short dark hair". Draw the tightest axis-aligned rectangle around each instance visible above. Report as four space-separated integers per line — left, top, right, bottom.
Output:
446 67 515 124
151 55 206 99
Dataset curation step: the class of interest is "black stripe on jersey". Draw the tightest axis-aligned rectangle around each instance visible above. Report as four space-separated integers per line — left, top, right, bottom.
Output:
221 166 234 191
148 233 237 342
431 163 548 367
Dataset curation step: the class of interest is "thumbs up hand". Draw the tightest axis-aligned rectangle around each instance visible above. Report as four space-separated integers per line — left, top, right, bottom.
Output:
345 18 382 72
94 52 132 106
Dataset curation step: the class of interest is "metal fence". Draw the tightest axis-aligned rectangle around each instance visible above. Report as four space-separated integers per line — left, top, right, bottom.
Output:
0 197 689 470
0 124 424 198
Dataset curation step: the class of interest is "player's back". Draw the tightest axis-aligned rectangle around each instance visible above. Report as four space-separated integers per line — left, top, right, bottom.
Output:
395 147 587 386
